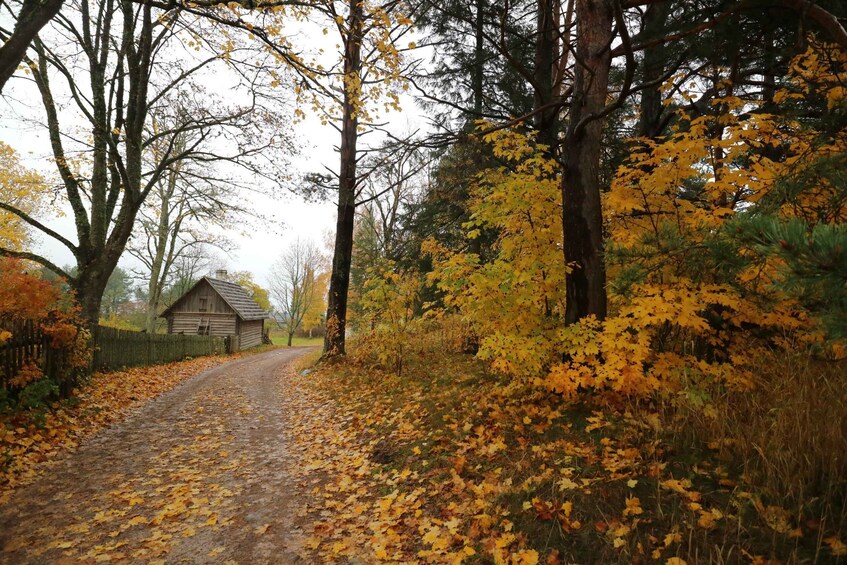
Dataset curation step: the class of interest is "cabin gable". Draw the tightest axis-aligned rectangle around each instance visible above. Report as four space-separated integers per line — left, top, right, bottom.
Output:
167 279 237 316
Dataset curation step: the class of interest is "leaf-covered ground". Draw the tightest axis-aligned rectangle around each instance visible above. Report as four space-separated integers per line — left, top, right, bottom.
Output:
289 349 847 564
0 355 235 500
0 348 312 563
1 344 842 563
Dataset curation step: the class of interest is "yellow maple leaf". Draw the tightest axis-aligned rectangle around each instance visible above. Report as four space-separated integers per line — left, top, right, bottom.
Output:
623 496 643 517
511 549 539 565
825 536 847 556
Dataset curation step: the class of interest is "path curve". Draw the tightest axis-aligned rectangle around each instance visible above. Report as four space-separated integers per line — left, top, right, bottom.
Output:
0 347 314 565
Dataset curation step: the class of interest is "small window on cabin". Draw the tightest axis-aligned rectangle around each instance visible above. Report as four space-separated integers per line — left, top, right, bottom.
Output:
199 296 208 312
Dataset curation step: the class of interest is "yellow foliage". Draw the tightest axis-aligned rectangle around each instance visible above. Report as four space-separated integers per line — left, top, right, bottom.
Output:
426 128 565 379
354 261 421 376
564 40 847 399
0 142 50 251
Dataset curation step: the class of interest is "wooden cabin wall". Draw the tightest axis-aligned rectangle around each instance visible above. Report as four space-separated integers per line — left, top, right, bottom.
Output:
240 320 264 349
169 280 235 315
169 312 237 336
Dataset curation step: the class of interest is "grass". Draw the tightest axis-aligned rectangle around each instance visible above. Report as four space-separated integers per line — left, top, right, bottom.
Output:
269 334 323 347
294 328 847 564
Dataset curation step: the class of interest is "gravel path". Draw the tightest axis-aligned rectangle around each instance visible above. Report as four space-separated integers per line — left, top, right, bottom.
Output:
0 347 315 565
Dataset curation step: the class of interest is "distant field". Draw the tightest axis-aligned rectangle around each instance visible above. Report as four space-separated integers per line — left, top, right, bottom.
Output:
269 335 323 347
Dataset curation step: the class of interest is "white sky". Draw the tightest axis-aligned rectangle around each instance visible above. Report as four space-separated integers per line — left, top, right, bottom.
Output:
0 108 342 285
0 8 429 292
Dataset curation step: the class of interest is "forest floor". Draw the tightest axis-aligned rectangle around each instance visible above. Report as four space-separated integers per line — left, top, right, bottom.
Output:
288 346 847 565
0 347 315 564
1 344 844 564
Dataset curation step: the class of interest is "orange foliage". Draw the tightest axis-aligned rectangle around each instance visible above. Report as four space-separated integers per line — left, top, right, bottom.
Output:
0 257 90 389
7 363 42 389
0 257 62 322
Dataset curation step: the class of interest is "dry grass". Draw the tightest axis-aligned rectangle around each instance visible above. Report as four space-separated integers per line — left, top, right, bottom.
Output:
715 354 844 523
292 347 323 373
661 350 847 562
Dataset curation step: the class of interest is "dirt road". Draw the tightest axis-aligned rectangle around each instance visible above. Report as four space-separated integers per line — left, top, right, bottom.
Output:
0 347 315 565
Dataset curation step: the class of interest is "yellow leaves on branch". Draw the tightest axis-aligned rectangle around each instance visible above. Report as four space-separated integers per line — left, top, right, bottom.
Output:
425 42 846 409
543 278 813 398
610 40 847 248
353 261 422 375
558 40 847 400
0 142 51 252
426 127 565 379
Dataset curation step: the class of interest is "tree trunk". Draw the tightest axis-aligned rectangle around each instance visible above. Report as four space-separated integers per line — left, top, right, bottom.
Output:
72 3 153 333
471 0 485 118
145 281 162 333
534 0 558 151
145 206 170 333
637 0 670 139
287 332 293 347
323 0 363 357
0 0 64 92
144 167 181 333
74 262 111 336
561 0 613 325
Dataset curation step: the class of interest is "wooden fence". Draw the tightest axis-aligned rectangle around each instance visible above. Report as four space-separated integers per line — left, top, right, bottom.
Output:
92 326 226 372
1 319 57 384
2 322 228 388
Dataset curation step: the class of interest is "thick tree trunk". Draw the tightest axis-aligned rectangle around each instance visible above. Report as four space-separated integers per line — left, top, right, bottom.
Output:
74 261 111 335
534 0 558 151
637 0 670 139
561 0 613 325
323 0 362 357
287 333 293 347
71 3 153 335
0 0 63 92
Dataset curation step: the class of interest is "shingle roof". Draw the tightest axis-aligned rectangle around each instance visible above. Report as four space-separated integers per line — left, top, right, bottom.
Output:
204 277 269 321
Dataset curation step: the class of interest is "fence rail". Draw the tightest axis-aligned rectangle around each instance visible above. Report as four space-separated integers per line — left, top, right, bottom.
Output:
2 321 228 389
92 326 226 372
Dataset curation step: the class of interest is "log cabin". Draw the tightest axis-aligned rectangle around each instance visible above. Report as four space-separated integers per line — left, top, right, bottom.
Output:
160 272 269 350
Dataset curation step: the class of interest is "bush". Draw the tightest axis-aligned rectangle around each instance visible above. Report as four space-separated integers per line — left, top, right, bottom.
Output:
1 258 91 408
